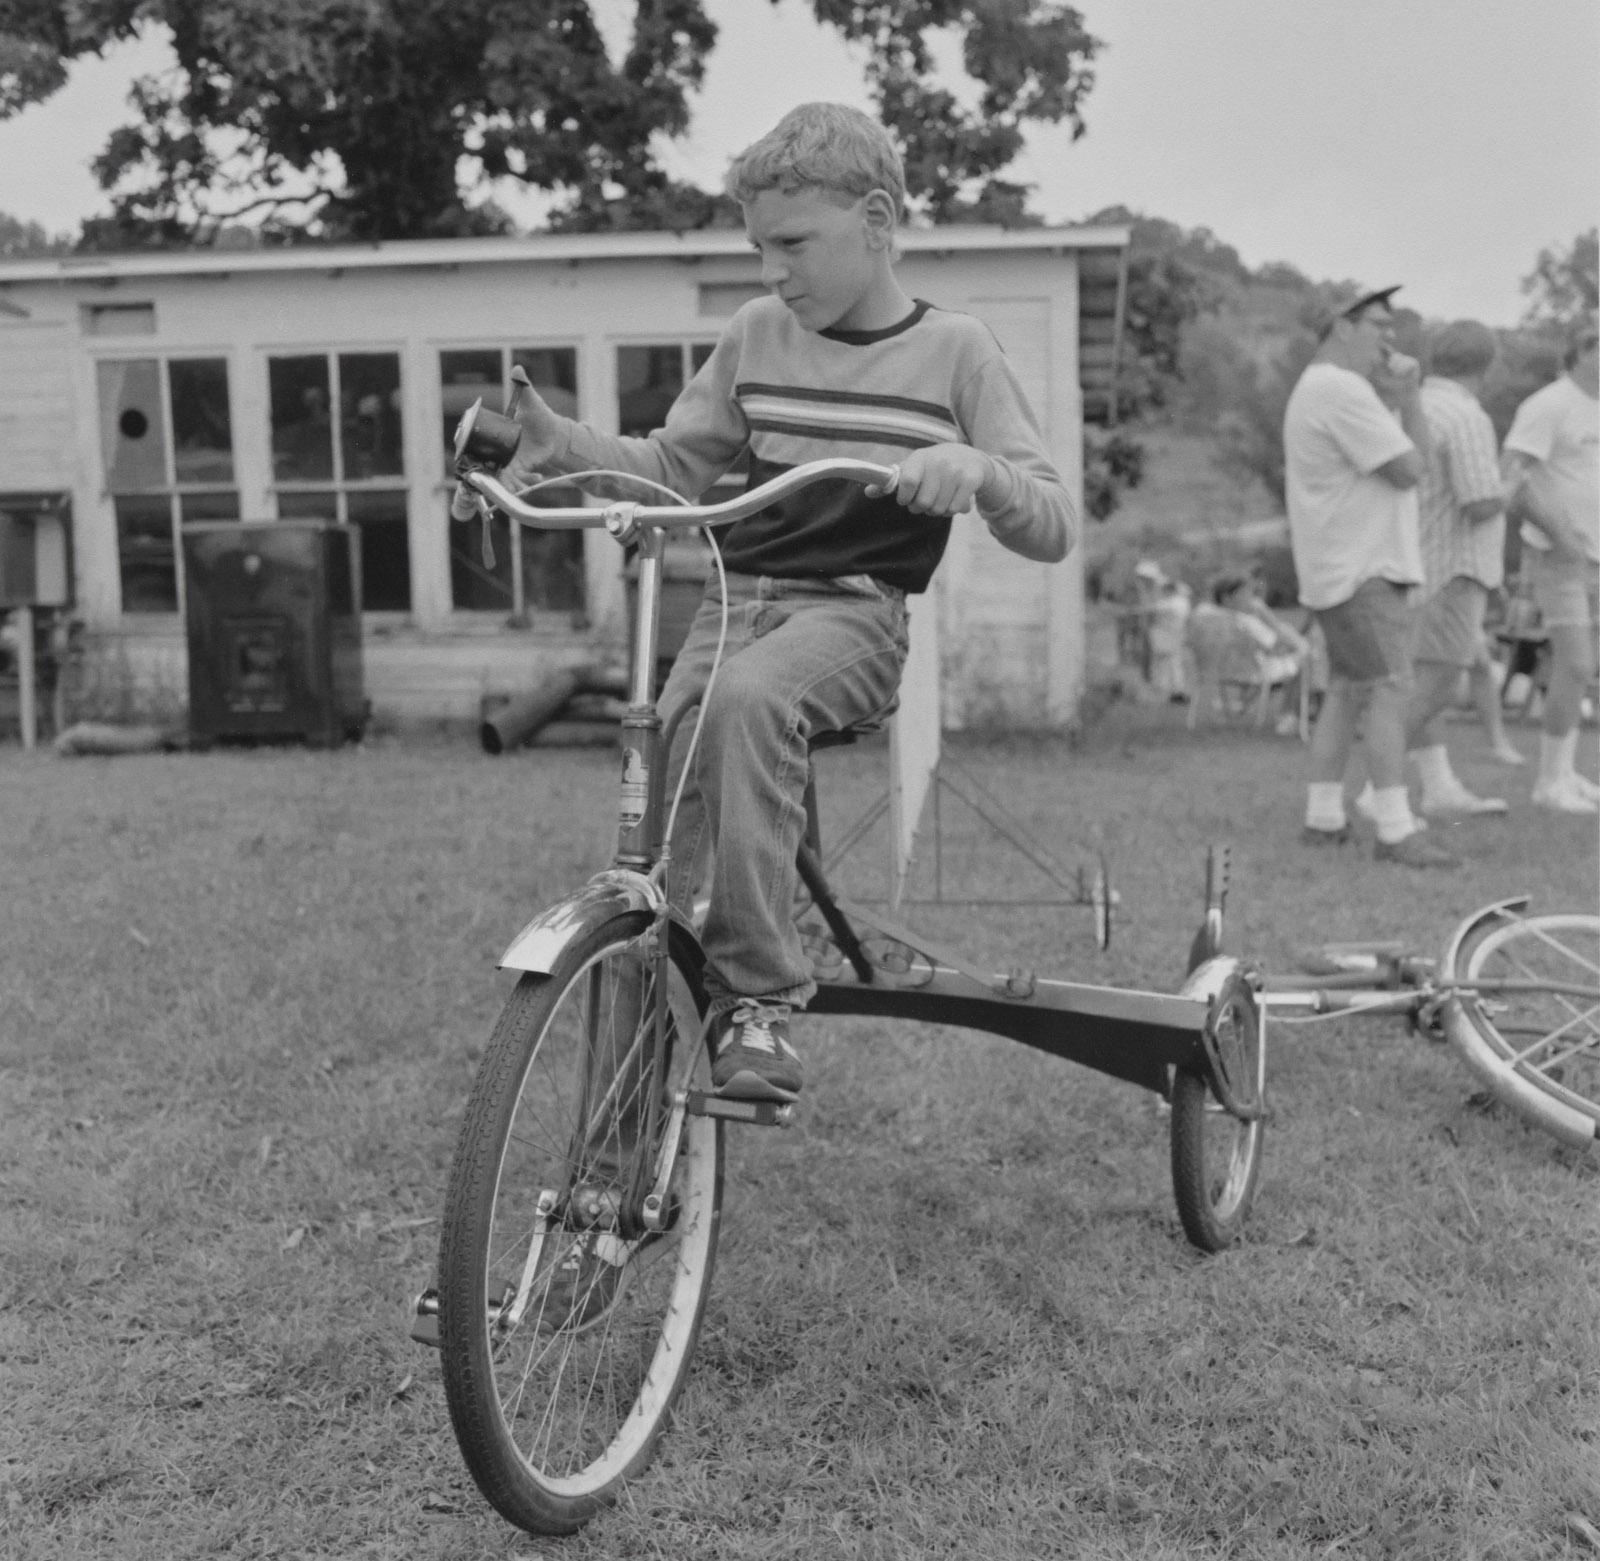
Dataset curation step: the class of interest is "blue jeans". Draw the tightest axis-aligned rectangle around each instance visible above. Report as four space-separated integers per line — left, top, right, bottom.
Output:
658 572 909 1014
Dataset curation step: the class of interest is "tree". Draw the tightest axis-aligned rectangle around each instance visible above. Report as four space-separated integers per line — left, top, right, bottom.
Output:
0 210 72 257
1 1 1100 246
1520 228 1598 332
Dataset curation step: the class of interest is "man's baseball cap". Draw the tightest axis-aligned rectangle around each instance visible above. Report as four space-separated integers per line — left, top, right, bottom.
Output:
1315 284 1402 339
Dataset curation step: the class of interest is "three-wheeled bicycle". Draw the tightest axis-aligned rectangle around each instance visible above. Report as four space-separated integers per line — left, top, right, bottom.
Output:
411 399 1268 1536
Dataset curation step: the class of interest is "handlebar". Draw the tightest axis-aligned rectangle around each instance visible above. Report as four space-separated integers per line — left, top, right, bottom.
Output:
462 457 901 536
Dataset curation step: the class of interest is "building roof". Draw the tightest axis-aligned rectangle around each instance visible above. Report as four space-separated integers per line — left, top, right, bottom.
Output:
0 222 1130 420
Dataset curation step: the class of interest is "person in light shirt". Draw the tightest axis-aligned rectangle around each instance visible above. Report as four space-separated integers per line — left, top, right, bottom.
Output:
1501 318 1600 813
1282 285 1457 868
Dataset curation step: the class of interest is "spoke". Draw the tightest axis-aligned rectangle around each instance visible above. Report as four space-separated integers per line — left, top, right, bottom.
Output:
1520 919 1600 980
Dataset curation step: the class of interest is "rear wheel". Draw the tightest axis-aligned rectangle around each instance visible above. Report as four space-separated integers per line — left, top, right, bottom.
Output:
1171 964 1264 1251
1443 909 1600 1149
438 915 721 1535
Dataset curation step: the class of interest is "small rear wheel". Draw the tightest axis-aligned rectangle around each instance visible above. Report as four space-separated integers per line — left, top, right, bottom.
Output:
1443 909 1600 1148
437 914 721 1535
1171 965 1264 1251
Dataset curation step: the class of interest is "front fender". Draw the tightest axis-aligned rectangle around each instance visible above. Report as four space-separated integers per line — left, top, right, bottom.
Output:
499 869 665 974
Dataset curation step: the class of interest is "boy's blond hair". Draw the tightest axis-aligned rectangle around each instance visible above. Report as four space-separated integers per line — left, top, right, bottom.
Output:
724 102 905 213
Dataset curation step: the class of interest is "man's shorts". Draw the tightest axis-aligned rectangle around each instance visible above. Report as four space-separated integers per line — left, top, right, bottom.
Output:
1313 577 1416 687
1413 576 1488 669
1525 547 1600 633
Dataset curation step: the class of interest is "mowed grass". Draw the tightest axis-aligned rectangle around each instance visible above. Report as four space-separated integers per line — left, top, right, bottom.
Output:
1 711 1597 1560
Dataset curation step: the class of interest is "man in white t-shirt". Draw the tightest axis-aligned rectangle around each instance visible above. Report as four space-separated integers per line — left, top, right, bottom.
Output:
1502 317 1600 812
1284 285 1456 868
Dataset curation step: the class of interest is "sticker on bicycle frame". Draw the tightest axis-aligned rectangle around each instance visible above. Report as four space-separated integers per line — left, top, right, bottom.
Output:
619 747 649 830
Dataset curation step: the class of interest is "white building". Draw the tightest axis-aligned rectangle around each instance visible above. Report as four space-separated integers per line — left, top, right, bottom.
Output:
0 225 1126 731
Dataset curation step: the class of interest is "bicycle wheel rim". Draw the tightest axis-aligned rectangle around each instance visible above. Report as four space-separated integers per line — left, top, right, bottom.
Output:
446 925 720 1517
1455 911 1600 1128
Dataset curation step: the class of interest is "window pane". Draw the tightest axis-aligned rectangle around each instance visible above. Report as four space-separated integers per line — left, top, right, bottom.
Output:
97 359 168 490
346 489 410 611
169 359 235 484
449 501 513 611
270 357 334 481
616 345 684 438
180 492 240 523
114 494 177 613
277 491 340 520
511 347 579 419
440 350 503 472
690 341 717 372
339 353 404 478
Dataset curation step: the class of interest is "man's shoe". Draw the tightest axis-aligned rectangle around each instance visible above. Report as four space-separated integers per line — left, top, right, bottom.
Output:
1374 831 1460 869
1420 783 1508 816
1532 776 1600 814
1301 823 1351 846
709 1002 802 1101
540 1230 629 1332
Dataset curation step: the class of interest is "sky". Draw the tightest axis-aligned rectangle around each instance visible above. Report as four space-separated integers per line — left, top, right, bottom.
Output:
0 0 1594 327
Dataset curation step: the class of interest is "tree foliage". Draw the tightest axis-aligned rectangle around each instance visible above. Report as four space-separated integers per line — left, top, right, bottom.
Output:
1519 227 1598 332
0 1 1099 247
0 208 72 256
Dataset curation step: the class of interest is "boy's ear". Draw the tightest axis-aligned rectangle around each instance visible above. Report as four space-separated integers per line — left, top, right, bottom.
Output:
862 189 898 250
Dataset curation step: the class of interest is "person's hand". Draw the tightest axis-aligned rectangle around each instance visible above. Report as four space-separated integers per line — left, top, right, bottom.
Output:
450 387 565 520
1373 349 1422 400
879 443 998 516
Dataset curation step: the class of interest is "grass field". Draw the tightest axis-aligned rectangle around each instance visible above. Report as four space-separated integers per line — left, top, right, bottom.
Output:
3 710 1597 1559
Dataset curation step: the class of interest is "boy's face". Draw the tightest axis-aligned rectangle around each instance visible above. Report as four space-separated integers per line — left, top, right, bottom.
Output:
743 185 888 334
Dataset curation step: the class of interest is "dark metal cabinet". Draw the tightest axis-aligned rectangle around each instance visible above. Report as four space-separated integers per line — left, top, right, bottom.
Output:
182 520 365 745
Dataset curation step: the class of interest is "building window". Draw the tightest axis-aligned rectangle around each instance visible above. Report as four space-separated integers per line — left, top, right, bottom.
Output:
616 341 746 493
97 357 238 614
439 346 583 617
270 351 409 611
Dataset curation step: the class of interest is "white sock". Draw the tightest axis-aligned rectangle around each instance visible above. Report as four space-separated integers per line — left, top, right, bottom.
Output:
1412 744 1457 798
1370 785 1416 844
1539 729 1578 787
1306 781 1346 831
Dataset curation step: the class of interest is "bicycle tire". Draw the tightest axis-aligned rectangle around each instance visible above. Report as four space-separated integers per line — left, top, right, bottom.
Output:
1442 909 1600 1151
1170 964 1264 1251
437 914 721 1534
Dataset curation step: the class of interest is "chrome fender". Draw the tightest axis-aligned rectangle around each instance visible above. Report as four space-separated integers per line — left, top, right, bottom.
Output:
499 869 665 974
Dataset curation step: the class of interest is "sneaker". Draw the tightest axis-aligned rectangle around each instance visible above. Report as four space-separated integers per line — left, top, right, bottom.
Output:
1374 831 1460 869
1352 787 1427 831
709 1001 803 1101
1301 823 1351 846
1419 784 1508 817
1532 776 1600 814
1486 743 1526 766
540 1230 629 1332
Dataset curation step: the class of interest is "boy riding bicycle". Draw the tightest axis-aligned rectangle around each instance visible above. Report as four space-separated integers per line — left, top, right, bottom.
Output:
456 102 1074 1103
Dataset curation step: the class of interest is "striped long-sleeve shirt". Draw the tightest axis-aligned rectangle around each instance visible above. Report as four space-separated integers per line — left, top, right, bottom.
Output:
538 295 1074 594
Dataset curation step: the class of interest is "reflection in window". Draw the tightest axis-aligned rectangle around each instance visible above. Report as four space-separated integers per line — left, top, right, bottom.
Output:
180 491 241 524
339 353 403 478
345 489 411 611
270 356 334 481
169 359 235 484
114 494 179 613
616 345 685 438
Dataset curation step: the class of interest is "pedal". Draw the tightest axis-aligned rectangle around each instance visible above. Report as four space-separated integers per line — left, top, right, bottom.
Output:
684 1090 795 1127
410 1287 441 1348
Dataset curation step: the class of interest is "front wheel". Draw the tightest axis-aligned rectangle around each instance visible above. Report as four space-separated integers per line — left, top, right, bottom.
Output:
1442 908 1600 1151
437 914 721 1535
1171 962 1265 1251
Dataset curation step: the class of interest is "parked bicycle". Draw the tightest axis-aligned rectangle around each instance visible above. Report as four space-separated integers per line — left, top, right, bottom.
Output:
1261 899 1600 1152
410 396 1269 1536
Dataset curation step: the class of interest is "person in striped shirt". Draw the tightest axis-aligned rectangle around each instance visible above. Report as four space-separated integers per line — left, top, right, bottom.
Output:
459 102 1074 1103
1402 319 1509 816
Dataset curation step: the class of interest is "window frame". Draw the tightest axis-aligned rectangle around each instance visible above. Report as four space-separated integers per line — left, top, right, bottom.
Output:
95 351 241 619
436 341 586 623
267 347 411 616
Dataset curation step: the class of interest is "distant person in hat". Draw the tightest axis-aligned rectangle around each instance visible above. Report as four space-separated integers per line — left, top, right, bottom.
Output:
1396 318 1510 815
1501 315 1600 812
1282 285 1456 867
